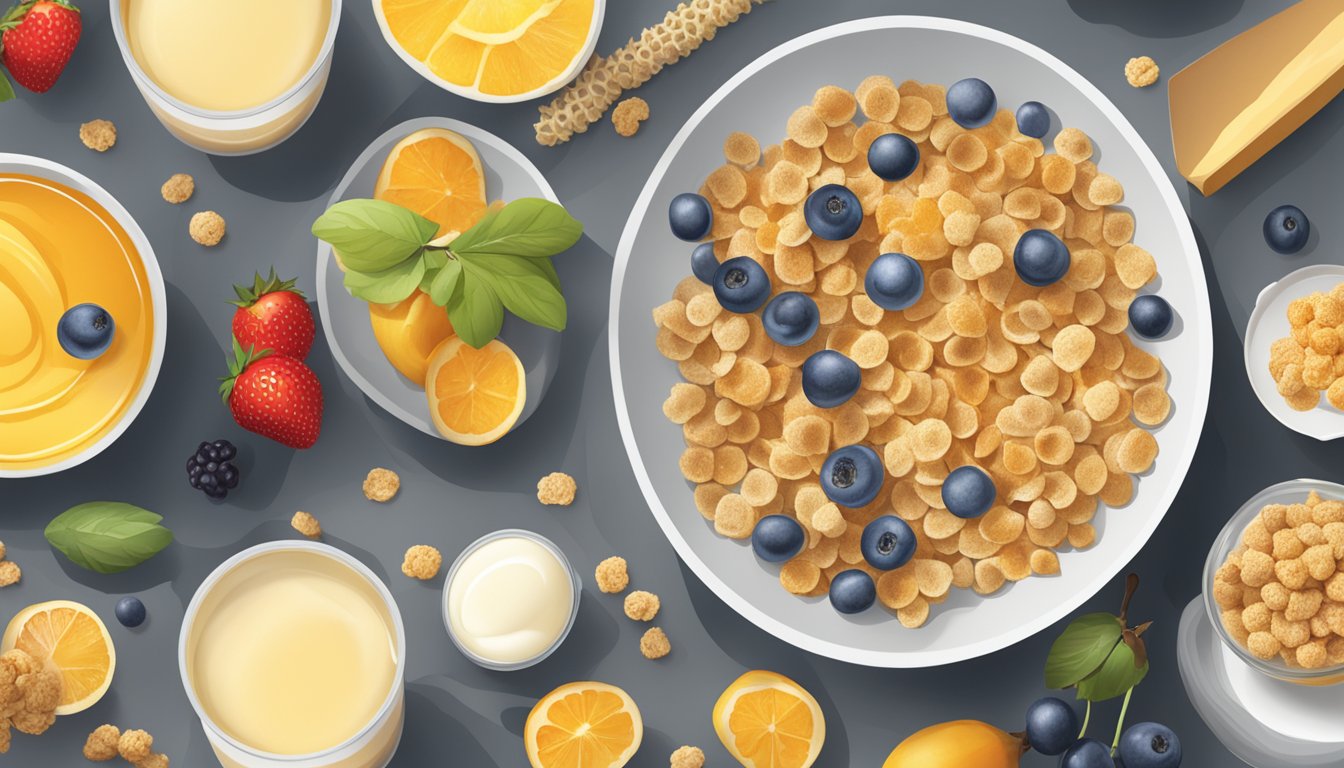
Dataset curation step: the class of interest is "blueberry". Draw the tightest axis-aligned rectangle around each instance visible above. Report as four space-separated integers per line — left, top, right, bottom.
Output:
1060 738 1115 768
860 515 915 571
712 256 771 313
752 514 806 563
865 252 925 310
56 303 115 360
942 465 996 518
1128 294 1174 339
821 445 884 508
669 192 713 241
1015 101 1050 138
762 292 820 346
1263 205 1309 254
801 350 862 408
115 596 146 628
828 569 876 614
691 242 720 284
1014 229 1071 287
947 77 997 129
804 184 862 241
867 133 921 181
1025 697 1078 756
1118 723 1181 768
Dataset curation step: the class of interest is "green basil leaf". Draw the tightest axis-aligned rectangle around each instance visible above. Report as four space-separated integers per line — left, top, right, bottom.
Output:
419 249 450 293
312 199 439 273
343 253 427 304
1075 639 1149 702
1044 613 1123 689
447 274 504 349
0 71 14 103
44 502 174 574
451 198 583 259
461 254 566 332
428 258 463 307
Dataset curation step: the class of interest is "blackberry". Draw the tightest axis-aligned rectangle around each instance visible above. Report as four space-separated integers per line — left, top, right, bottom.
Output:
187 439 240 499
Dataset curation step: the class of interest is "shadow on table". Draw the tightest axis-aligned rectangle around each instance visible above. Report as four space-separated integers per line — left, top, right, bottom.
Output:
1066 0 1244 38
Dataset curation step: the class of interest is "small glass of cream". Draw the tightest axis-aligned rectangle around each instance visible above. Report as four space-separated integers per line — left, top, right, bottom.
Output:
442 529 581 671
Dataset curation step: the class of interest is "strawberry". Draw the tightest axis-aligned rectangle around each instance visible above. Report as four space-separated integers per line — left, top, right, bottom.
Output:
220 339 323 450
0 1 80 100
230 269 315 360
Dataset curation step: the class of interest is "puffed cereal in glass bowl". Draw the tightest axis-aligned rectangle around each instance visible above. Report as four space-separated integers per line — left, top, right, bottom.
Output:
1204 479 1344 685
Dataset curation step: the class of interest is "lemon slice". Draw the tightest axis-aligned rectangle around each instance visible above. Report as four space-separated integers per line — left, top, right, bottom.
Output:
2 600 116 715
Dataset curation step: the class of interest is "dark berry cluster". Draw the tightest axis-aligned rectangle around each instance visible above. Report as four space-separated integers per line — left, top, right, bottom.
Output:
186 440 240 499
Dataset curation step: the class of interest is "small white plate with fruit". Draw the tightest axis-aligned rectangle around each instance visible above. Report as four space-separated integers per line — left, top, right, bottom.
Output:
315 117 580 445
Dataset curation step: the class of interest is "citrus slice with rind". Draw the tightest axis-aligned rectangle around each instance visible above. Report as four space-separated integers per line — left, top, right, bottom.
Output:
425 336 526 445
369 290 456 386
524 681 643 768
713 670 826 768
375 127 487 238
2 600 115 715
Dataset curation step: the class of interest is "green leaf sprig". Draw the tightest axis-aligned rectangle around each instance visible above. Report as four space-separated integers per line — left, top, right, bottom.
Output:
312 197 583 348
44 501 174 574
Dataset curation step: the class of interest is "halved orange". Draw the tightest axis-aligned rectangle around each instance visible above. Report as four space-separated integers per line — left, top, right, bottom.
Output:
369 290 456 386
375 0 601 102
2 600 115 715
425 336 526 445
524 681 642 768
375 128 487 237
713 670 826 768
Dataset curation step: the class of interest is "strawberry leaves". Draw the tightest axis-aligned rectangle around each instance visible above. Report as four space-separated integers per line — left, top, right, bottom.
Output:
229 268 304 308
218 336 270 403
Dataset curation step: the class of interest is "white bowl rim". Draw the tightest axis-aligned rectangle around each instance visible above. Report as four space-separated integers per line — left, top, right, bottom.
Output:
314 116 559 439
608 16 1214 667
0 154 167 479
369 0 606 104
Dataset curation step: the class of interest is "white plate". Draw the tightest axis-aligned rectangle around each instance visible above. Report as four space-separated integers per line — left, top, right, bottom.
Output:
316 117 561 440
1244 264 1344 440
609 17 1213 667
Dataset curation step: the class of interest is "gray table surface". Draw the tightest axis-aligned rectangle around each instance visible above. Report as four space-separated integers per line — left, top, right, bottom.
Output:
1 0 1340 765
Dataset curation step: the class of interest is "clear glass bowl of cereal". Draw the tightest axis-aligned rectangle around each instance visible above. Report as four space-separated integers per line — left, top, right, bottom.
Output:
1204 479 1344 684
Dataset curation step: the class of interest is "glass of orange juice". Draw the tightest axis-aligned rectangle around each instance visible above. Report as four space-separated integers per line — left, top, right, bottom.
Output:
109 0 341 155
180 541 407 768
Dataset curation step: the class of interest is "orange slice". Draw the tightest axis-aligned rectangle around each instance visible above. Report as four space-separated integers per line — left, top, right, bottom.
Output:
375 127 488 237
2 600 115 715
375 0 600 102
425 336 525 445
713 670 826 768
369 291 456 386
524 681 642 768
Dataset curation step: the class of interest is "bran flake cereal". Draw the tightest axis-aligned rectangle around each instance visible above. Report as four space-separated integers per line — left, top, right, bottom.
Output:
653 79 1172 628
1269 283 1344 412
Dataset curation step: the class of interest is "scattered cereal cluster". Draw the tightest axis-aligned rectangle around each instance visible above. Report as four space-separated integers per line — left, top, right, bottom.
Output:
624 590 661 621
0 540 19 588
1124 56 1160 88
118 730 154 763
363 468 401 502
401 545 442 580
79 119 117 152
290 511 321 539
670 745 706 768
1268 283 1344 412
1215 490 1344 670
640 626 671 659
160 174 194 205
82 725 169 766
188 211 226 247
83 724 120 761
535 0 764 146
655 79 1171 627
0 648 61 753
612 97 650 137
537 472 578 506
595 556 630 593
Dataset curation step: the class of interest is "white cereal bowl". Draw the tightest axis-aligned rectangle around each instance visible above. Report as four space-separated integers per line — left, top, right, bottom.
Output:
609 17 1213 667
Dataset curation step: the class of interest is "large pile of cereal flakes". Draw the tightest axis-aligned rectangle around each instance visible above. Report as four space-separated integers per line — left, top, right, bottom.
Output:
654 78 1171 628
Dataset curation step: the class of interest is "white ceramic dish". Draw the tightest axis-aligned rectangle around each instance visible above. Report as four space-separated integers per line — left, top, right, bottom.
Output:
0 154 167 479
371 0 606 104
1244 264 1344 440
315 117 561 441
609 17 1213 667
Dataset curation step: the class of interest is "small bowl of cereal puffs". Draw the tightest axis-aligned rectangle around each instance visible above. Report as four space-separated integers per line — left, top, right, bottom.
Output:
1246 264 1344 440
1205 479 1344 684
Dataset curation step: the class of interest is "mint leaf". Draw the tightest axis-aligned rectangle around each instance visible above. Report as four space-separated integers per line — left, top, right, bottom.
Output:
428 258 462 306
447 274 503 349
312 199 438 273
0 70 13 103
1075 638 1149 702
45 502 173 574
419 249 449 293
451 198 583 259
343 252 427 304
1044 613 1123 689
461 254 565 332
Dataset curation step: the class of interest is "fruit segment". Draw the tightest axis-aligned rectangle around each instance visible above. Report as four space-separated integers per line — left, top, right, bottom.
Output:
2 600 115 715
369 291 455 386
524 682 642 768
425 337 526 445
713 670 825 768
375 128 487 237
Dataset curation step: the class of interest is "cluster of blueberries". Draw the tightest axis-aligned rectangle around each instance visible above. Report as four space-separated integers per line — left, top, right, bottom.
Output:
668 78 1176 615
1027 696 1182 768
